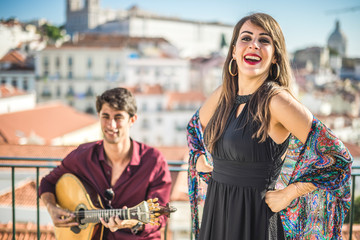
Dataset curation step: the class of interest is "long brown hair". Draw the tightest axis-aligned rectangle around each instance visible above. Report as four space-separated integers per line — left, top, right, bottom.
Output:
205 13 293 153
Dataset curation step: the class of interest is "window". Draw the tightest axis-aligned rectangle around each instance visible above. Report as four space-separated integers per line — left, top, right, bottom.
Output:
56 57 60 68
66 86 75 97
68 56 73 67
142 119 149 129
1 77 6 85
56 71 61 79
43 56 49 67
85 106 95 114
41 85 52 97
115 59 120 71
11 78 17 88
106 58 111 70
68 71 73 79
87 70 92 80
43 56 49 77
156 102 162 111
23 78 28 90
56 86 61 97
87 57 92 69
85 86 94 97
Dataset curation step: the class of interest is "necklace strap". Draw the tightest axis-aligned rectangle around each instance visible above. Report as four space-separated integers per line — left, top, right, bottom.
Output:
235 94 252 105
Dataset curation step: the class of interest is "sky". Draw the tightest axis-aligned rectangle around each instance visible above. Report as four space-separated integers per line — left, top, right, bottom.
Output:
1 0 360 57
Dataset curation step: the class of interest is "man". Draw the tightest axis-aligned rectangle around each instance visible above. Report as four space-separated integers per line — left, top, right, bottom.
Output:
39 87 172 239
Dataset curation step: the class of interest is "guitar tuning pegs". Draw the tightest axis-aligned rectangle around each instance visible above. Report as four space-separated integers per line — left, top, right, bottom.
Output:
152 197 158 202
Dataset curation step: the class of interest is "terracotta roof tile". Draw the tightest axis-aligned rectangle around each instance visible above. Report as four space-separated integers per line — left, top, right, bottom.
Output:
0 144 187 161
0 103 98 144
0 50 26 65
0 180 45 207
0 222 55 240
0 144 76 159
46 33 169 49
166 91 206 109
167 91 206 103
0 86 26 98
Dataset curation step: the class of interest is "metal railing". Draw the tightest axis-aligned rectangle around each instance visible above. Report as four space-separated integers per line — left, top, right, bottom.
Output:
349 166 360 240
0 157 187 240
0 157 359 240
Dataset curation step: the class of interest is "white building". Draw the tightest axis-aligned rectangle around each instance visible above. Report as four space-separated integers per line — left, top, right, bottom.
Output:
0 19 45 59
126 58 189 92
130 86 205 146
0 69 36 92
190 54 225 96
65 0 234 57
0 86 36 114
35 34 190 113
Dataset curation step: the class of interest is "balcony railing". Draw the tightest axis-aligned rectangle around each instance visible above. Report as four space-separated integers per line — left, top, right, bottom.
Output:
0 157 359 240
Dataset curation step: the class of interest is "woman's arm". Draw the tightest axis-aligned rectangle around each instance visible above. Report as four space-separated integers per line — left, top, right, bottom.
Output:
265 90 316 212
268 90 312 145
198 85 222 129
195 85 222 172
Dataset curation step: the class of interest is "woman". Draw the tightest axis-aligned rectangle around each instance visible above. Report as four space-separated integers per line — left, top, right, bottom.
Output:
187 13 353 239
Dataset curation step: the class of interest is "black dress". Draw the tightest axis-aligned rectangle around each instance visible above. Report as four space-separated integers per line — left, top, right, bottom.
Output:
200 96 289 240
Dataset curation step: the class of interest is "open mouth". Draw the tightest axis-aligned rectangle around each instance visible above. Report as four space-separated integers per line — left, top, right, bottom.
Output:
106 130 119 136
244 55 261 65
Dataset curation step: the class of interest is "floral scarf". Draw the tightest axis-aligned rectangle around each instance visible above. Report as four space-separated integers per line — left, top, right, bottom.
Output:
187 110 353 240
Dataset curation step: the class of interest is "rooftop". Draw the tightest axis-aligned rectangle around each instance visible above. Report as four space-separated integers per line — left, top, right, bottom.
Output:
0 102 98 145
45 33 170 50
0 86 27 99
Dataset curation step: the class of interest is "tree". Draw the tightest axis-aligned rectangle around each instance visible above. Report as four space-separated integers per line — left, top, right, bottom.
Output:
41 23 65 43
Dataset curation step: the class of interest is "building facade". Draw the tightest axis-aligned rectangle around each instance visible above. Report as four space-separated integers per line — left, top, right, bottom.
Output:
35 34 191 113
65 0 234 57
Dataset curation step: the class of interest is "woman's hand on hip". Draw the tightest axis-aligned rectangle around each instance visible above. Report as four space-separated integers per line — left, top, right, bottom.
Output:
265 185 298 212
196 154 213 173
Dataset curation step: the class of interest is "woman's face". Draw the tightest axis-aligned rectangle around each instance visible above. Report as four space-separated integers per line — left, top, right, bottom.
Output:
232 20 276 81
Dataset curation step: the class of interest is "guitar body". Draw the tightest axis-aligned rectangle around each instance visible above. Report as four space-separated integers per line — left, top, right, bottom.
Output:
53 174 176 239
54 173 103 240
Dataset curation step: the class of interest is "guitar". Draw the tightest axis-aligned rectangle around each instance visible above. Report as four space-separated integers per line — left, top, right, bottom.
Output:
54 173 176 240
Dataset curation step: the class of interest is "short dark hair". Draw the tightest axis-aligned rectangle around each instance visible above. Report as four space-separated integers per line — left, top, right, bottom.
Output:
96 88 137 116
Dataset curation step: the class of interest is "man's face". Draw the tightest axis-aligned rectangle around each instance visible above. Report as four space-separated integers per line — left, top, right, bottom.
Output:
98 103 137 144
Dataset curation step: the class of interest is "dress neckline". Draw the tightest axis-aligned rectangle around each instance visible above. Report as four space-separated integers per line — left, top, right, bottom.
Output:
235 94 252 105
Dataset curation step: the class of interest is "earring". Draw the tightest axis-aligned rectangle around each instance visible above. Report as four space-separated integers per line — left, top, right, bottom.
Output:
270 63 280 80
229 58 238 76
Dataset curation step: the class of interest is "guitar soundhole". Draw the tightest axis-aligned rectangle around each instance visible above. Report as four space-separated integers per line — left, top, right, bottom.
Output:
77 208 85 224
75 207 89 229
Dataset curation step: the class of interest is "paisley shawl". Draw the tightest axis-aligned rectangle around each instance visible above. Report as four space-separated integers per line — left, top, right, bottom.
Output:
187 110 353 240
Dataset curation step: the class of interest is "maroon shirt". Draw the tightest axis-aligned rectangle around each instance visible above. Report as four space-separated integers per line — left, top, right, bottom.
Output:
39 139 172 239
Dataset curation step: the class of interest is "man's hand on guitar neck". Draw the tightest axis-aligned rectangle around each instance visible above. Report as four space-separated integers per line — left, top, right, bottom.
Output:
100 216 141 233
41 192 79 227
99 205 144 233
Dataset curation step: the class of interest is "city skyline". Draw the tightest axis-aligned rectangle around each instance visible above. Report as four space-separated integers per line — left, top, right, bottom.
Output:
0 0 360 57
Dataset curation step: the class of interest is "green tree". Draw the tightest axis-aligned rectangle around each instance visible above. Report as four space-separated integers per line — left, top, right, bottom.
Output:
42 23 64 42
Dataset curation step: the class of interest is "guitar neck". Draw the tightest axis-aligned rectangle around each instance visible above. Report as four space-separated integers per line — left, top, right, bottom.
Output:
77 208 137 224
